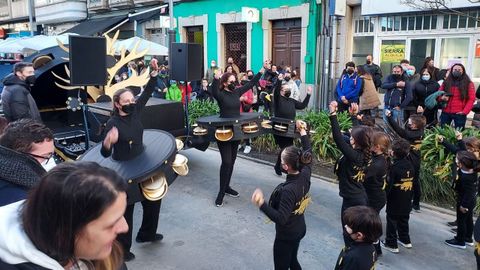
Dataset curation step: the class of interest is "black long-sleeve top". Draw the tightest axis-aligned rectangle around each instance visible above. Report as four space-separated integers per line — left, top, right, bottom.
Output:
273 80 311 120
210 72 262 118
260 135 312 240
455 170 478 209
413 79 440 108
386 157 414 215
330 115 368 200
100 77 156 161
386 114 423 169
441 139 467 187
334 242 377 270
364 154 387 210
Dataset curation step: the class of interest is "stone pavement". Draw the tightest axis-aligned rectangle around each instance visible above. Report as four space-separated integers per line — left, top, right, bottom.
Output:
126 148 476 270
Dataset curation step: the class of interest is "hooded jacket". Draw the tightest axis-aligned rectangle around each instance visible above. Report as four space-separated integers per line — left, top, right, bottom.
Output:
0 146 45 207
0 201 64 270
1 74 41 122
335 73 363 104
359 74 381 111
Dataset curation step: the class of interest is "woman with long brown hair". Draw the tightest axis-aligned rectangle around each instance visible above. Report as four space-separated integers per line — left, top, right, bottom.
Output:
0 162 128 270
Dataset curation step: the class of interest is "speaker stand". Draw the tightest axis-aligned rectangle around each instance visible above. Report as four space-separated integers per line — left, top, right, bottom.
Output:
81 86 91 150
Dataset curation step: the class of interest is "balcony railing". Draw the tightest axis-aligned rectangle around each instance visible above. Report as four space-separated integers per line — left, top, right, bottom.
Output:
35 0 87 24
108 0 133 9
88 0 108 11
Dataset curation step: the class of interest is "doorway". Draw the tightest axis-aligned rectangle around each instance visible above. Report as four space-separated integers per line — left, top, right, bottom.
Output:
224 23 247 73
272 18 301 72
409 38 435 72
186 26 204 77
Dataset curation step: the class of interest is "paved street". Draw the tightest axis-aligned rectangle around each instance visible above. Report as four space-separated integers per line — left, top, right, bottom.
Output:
126 148 476 270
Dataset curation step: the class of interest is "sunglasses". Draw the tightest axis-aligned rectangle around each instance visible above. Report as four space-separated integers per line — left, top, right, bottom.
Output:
26 152 54 161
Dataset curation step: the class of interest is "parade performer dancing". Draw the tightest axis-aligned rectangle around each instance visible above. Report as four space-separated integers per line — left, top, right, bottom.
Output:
252 120 312 270
210 61 269 207
272 75 312 175
101 70 162 261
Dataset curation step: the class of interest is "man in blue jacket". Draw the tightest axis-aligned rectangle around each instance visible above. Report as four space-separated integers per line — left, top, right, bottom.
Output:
382 65 413 125
335 62 363 112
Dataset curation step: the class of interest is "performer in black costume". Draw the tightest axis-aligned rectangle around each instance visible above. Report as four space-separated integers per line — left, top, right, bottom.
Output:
210 61 268 207
101 71 161 261
272 75 312 175
252 120 312 270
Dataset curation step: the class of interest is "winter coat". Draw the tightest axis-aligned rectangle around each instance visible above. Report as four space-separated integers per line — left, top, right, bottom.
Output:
363 63 383 88
1 74 41 122
335 73 363 104
439 81 475 115
381 74 413 109
359 75 381 111
413 79 440 108
0 146 45 207
166 84 182 102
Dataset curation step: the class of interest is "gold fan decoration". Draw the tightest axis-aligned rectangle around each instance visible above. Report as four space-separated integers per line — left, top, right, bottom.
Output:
53 31 150 101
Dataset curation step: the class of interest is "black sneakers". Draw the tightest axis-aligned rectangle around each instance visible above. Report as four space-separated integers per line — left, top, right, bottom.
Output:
215 193 224 207
124 251 135 262
447 220 457 227
445 238 466 249
136 233 164 243
225 187 239 198
380 241 399 253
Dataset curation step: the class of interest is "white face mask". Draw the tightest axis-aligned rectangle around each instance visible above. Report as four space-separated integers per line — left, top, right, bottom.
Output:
42 157 57 171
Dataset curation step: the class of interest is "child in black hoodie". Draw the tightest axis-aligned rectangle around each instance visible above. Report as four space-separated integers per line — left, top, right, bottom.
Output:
445 151 479 249
386 110 426 211
335 205 382 270
252 120 312 270
381 139 414 254
329 101 373 246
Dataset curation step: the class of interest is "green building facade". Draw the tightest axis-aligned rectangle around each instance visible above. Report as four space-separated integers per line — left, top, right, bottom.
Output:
172 0 321 85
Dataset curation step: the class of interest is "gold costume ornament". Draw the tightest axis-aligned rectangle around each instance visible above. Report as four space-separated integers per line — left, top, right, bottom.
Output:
53 31 150 101
293 194 312 215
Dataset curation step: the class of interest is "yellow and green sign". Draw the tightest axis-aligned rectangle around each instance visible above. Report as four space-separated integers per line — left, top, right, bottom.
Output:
381 44 405 63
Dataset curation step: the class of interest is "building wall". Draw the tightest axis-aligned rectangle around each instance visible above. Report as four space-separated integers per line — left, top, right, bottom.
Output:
173 0 319 84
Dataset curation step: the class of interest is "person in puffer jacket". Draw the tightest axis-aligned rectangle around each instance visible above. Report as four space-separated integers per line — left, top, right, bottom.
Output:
335 62 363 112
438 63 475 129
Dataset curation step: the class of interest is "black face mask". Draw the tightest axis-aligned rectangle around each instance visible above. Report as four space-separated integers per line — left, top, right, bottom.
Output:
247 75 254 80
393 74 402 80
347 70 354 75
284 77 291 82
366 60 372 65
284 90 291 98
25 75 36 85
452 71 462 79
227 83 236 91
121 103 135 114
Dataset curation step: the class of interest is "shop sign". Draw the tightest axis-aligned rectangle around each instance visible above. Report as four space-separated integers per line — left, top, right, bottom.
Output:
381 44 405 63
476 40 480 58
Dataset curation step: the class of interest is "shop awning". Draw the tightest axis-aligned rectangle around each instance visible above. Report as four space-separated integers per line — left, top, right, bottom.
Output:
62 15 128 36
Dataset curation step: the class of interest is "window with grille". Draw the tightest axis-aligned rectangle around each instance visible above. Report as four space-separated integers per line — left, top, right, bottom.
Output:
442 10 480 29
224 23 247 73
380 14 438 32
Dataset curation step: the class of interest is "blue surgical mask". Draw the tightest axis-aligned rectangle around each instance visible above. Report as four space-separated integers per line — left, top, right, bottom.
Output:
421 75 430 81
170 80 176 85
406 70 414 76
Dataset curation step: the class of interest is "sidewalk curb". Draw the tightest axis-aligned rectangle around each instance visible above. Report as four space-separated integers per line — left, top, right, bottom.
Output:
208 147 457 217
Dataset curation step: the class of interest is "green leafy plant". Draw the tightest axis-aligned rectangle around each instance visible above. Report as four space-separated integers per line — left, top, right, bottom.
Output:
187 100 220 126
251 133 277 153
297 110 352 163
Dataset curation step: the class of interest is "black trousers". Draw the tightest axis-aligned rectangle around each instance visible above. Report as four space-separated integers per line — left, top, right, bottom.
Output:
217 140 240 196
341 196 367 246
274 135 294 171
385 214 410 247
456 203 474 244
475 248 480 270
117 199 162 253
410 156 421 208
273 237 303 270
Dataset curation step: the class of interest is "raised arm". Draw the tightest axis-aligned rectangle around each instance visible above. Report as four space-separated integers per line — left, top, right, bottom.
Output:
136 74 158 111
386 111 408 139
329 102 362 162
294 86 312 109
235 72 262 96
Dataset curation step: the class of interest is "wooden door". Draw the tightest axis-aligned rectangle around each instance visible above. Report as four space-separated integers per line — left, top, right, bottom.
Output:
272 19 301 71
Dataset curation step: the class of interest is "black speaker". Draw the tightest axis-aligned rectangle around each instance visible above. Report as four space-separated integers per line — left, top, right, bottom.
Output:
170 43 202 82
69 35 107 86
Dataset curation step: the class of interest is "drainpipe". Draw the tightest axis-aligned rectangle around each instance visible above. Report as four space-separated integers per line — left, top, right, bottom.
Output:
28 0 34 36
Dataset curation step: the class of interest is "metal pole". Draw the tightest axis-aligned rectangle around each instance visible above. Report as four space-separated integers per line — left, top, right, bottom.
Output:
167 0 176 65
27 0 34 36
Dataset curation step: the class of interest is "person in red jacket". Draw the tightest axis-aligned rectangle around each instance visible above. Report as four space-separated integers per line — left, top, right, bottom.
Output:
178 81 192 105
438 63 475 129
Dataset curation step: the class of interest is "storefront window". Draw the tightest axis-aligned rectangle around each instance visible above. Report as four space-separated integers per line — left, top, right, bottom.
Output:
439 38 469 69
380 39 406 76
352 36 374 65
410 39 435 71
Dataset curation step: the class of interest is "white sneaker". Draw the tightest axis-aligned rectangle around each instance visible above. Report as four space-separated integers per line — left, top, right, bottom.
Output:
243 146 251 154
238 144 243 151
397 239 413 248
